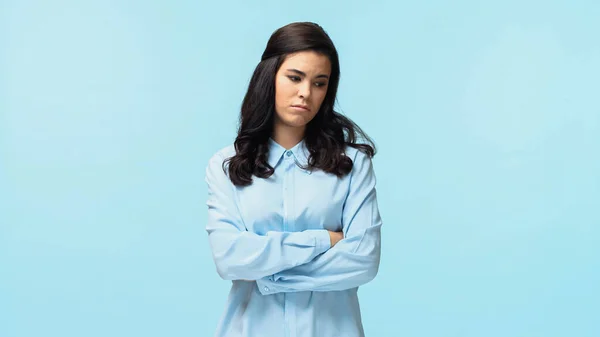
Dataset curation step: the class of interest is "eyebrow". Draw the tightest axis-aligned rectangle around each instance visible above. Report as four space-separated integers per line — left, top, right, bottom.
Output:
286 68 329 79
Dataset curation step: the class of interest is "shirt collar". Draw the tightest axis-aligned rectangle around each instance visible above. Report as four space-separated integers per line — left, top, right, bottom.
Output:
267 138 312 174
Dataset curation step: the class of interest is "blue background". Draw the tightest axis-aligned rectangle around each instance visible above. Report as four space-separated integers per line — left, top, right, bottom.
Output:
1 0 598 336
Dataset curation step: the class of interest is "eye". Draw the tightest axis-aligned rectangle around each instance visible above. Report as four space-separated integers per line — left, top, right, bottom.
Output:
314 82 327 87
287 75 301 82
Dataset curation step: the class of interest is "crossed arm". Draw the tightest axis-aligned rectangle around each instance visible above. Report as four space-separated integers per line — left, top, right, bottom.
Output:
204 150 382 293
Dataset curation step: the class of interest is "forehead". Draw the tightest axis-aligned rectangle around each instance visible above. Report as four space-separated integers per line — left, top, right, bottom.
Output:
281 51 331 74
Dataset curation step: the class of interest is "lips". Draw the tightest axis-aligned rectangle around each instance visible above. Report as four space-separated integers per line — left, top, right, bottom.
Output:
291 105 310 112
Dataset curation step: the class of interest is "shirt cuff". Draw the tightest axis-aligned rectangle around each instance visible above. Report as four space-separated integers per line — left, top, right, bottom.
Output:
257 277 276 295
311 229 331 254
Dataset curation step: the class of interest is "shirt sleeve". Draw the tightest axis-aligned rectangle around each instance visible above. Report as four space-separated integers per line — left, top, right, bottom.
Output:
205 151 332 281
256 149 382 294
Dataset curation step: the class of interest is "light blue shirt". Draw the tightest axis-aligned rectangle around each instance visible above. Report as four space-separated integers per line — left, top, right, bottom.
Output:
205 138 382 337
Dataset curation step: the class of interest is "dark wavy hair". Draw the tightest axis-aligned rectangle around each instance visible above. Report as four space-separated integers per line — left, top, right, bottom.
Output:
225 22 376 186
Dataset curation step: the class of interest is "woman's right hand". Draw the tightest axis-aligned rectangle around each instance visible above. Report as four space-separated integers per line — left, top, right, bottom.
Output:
328 231 344 248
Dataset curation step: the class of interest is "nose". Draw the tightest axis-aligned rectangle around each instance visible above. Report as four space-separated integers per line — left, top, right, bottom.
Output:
297 81 311 99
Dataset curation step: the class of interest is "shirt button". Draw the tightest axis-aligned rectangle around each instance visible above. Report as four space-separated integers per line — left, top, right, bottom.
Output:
264 286 270 292
285 151 292 157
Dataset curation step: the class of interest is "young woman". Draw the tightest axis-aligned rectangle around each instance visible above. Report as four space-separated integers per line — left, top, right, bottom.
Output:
205 21 382 337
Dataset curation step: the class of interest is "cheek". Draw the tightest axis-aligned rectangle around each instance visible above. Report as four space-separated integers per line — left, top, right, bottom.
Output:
274 79 283 105
312 90 328 107
275 80 294 104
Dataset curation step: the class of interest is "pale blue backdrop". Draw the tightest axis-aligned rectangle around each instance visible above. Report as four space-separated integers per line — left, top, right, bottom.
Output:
1 0 598 336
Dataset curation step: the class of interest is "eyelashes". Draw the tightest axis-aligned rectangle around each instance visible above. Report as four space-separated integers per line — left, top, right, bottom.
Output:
286 75 327 87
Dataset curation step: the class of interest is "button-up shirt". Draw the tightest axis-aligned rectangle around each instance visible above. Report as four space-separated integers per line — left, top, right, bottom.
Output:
205 138 382 337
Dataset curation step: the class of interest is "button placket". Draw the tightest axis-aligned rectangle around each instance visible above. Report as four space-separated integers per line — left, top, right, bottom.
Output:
281 151 296 337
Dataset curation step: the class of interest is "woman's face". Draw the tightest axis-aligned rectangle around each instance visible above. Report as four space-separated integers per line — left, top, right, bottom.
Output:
274 50 331 132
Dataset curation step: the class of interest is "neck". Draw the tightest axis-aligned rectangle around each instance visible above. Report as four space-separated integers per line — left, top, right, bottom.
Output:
272 123 305 150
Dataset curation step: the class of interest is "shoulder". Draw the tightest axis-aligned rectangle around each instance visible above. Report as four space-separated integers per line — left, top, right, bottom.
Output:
344 145 372 166
209 144 236 163
344 145 375 181
206 144 236 175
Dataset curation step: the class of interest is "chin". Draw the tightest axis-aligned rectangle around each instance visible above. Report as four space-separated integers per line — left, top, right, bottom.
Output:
284 115 313 128
282 121 309 129
275 112 308 127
